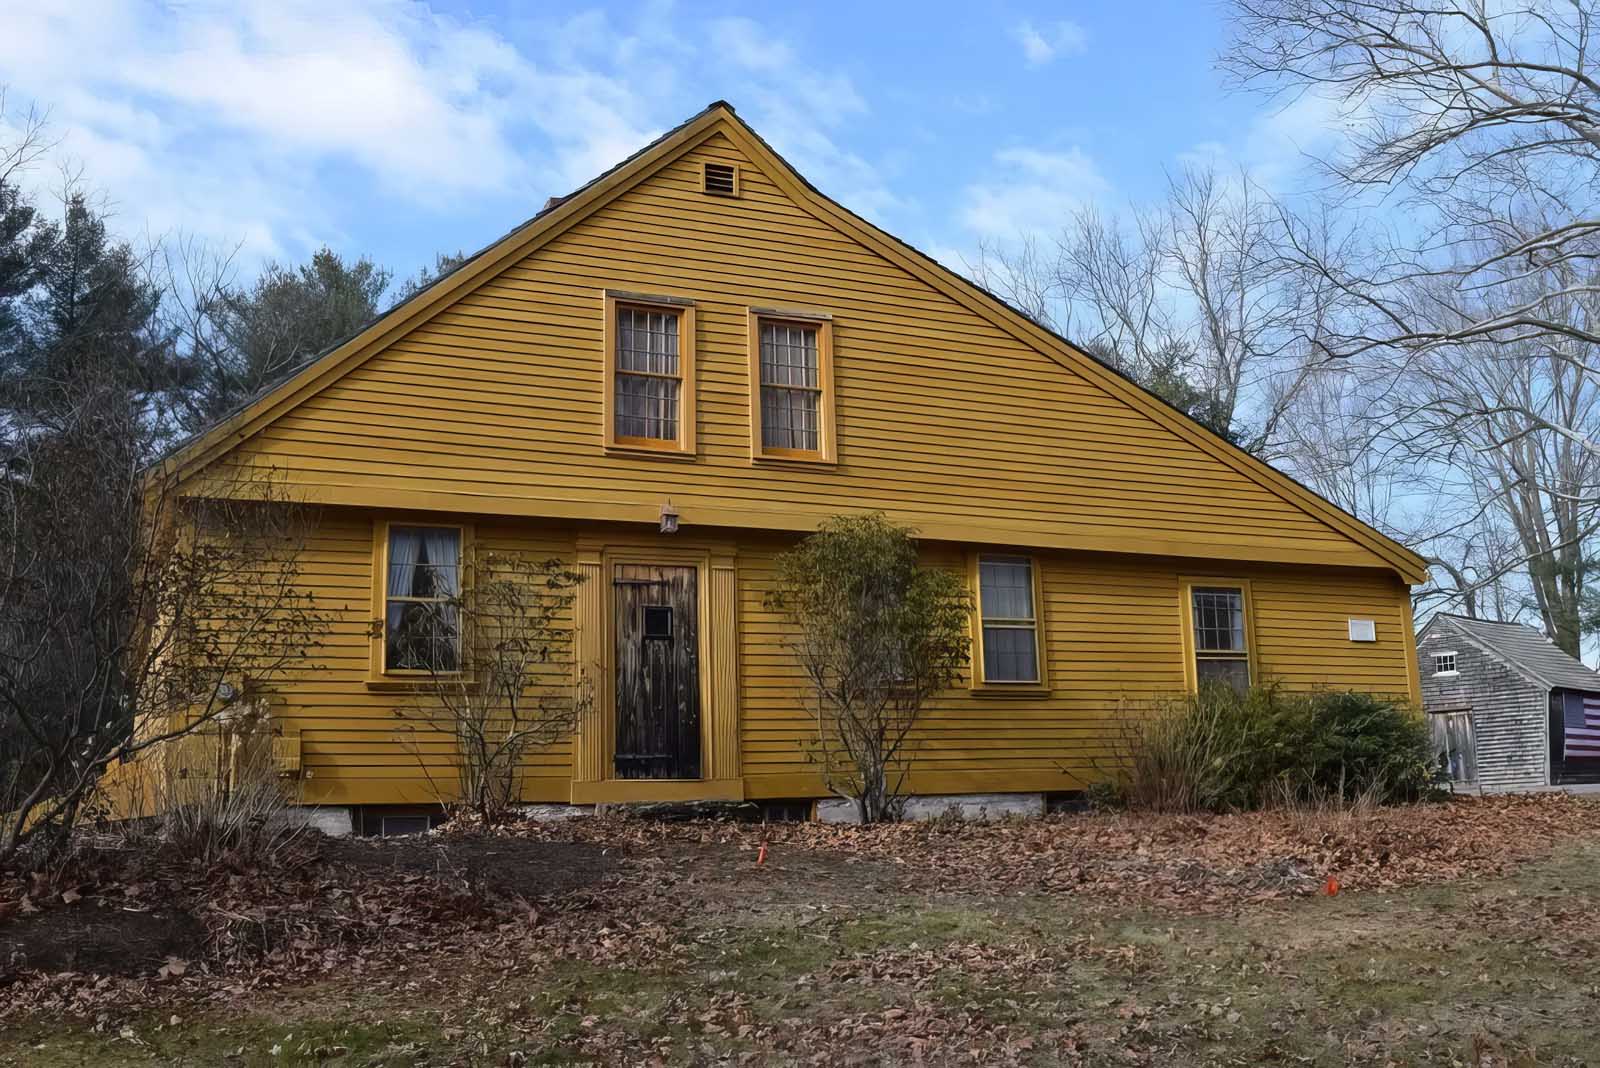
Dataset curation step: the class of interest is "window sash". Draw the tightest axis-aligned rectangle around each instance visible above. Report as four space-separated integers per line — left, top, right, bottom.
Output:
978 555 1039 683
761 385 820 451
1190 585 1248 692
614 305 682 442
758 320 824 454
384 525 462 674
1191 587 1247 653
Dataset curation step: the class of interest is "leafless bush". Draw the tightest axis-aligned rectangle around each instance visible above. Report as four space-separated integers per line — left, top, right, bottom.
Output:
394 550 590 824
0 372 328 865
116 702 305 867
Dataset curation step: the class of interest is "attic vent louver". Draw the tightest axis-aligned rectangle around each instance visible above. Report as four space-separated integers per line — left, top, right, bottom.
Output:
702 162 738 197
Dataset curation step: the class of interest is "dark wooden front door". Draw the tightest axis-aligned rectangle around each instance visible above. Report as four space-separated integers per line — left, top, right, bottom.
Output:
613 564 701 779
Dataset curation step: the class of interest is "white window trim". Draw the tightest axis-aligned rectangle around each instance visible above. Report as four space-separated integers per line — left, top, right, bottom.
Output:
1432 650 1459 677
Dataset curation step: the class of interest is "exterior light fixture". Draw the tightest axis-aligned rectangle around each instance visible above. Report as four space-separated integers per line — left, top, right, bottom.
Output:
659 499 680 534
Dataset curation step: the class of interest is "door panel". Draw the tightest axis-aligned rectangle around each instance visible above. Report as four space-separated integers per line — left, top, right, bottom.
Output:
1428 710 1477 785
613 564 701 780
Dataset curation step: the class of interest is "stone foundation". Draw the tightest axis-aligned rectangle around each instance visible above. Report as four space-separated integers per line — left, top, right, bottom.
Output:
274 805 355 837
815 792 1046 824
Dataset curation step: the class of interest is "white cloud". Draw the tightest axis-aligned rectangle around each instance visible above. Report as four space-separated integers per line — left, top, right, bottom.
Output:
0 1 897 265
0 0 662 259
1178 87 1362 194
960 146 1109 239
1012 20 1090 67
706 17 898 220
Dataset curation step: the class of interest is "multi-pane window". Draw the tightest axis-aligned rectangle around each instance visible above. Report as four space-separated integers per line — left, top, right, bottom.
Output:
1191 586 1249 693
384 525 462 673
759 321 823 452
978 555 1040 684
614 306 682 442
1433 652 1458 675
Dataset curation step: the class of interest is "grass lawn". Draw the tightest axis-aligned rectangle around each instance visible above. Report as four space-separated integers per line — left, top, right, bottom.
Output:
4 802 1599 1066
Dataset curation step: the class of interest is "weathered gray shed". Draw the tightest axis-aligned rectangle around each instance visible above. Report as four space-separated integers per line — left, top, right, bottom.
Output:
1417 614 1600 792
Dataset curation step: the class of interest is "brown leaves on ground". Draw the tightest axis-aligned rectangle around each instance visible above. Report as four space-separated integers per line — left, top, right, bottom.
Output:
1 791 1596 1036
491 791 1600 909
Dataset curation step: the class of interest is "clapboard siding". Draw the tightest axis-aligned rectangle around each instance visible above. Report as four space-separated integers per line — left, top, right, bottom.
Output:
163 106 1428 807
1418 619 1548 792
231 130 1389 572
255 506 1420 805
736 537 1412 795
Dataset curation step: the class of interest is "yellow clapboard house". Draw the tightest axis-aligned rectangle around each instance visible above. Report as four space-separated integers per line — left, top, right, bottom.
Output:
161 102 1427 825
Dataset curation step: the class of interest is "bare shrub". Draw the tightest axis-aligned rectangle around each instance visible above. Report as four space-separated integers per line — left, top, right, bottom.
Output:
394 550 590 824
127 702 305 866
1 415 327 866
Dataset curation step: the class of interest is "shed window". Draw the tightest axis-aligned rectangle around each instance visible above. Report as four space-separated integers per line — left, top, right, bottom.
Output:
749 312 835 462
1433 652 1458 675
1191 586 1250 693
978 555 1040 683
384 525 461 673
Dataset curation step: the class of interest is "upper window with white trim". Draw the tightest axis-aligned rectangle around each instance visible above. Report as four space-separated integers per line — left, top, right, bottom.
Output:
1433 652 1458 675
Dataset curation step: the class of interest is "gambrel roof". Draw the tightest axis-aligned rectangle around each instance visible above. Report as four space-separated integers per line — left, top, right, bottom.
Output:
1420 614 1600 692
160 101 1428 585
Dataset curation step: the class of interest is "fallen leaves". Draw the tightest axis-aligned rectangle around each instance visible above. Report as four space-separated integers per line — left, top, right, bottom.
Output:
2 790 1597 1053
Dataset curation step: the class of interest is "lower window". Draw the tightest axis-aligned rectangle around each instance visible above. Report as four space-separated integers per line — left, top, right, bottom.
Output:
384 525 462 673
1190 584 1250 693
977 555 1040 684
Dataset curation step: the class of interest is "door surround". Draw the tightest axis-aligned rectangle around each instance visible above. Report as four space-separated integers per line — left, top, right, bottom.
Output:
570 536 743 803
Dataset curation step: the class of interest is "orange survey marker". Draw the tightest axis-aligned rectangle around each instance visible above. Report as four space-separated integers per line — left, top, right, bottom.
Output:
757 843 768 865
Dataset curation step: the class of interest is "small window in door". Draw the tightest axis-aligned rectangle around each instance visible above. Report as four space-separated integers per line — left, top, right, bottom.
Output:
643 604 674 640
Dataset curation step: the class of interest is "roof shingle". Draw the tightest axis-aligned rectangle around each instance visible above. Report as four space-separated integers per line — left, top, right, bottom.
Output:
1428 614 1600 692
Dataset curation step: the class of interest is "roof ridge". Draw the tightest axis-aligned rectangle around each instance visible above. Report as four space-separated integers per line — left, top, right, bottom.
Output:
1435 613 1541 629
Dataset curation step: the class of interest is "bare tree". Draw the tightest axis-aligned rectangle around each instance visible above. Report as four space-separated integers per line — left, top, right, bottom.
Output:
1223 0 1600 647
765 514 972 823
393 549 590 824
0 372 326 864
1394 267 1600 649
1222 0 1600 433
970 164 1320 453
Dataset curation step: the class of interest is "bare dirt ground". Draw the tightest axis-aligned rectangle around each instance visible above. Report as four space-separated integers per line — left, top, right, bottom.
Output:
3 793 1599 1066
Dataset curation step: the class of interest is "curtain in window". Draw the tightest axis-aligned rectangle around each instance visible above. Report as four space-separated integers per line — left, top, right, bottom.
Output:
422 528 460 597
385 526 460 672
385 527 423 650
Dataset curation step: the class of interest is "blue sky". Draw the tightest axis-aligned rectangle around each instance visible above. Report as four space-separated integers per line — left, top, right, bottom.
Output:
1 1 1330 286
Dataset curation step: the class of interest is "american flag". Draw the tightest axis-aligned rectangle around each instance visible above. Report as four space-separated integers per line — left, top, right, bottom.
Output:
1564 695 1600 759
